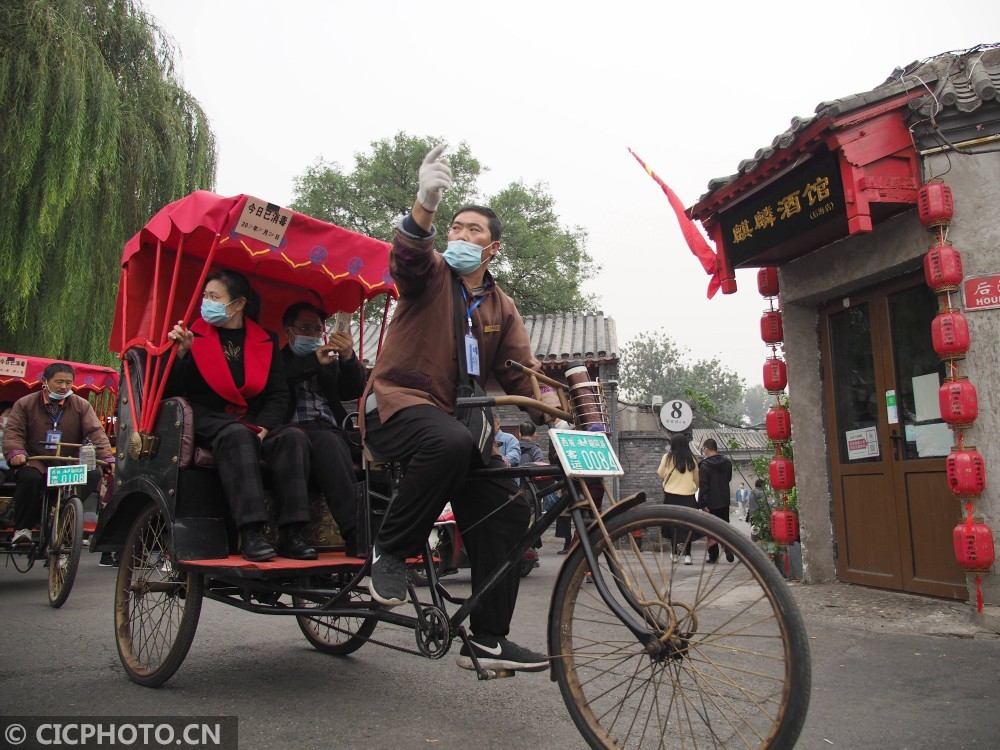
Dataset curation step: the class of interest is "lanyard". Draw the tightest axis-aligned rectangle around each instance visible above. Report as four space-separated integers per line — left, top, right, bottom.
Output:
42 392 64 429
461 287 483 334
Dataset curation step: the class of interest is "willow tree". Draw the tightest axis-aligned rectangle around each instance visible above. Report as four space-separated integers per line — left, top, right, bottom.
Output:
0 0 216 364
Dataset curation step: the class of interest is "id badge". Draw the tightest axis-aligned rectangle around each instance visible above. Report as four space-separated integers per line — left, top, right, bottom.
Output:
45 430 62 450
464 334 481 376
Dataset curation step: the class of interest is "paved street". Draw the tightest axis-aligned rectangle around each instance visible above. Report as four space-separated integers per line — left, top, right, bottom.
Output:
2 525 999 749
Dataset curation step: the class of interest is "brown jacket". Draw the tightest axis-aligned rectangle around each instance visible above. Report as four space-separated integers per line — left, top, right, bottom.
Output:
361 225 544 433
2 392 113 473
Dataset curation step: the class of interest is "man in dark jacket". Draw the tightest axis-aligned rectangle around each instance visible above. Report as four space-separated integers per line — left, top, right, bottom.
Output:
698 438 734 563
281 301 367 556
517 421 545 464
359 143 561 673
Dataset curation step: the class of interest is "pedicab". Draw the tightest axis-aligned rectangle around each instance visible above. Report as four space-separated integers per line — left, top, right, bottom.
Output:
0 353 118 606
92 191 811 749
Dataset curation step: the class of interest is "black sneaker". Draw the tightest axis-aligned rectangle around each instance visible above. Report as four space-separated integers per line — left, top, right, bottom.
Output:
99 552 115 567
456 637 549 672
369 544 407 606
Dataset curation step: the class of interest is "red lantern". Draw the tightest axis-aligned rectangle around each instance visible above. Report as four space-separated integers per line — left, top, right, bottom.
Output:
769 455 795 490
939 376 978 429
757 267 779 297
766 406 792 442
924 245 963 293
930 309 970 361
946 447 987 497
918 181 954 228
771 509 799 544
953 519 995 572
760 311 783 344
763 358 787 393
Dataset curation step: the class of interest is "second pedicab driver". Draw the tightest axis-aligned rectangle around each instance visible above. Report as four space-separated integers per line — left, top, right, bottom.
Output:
360 143 561 674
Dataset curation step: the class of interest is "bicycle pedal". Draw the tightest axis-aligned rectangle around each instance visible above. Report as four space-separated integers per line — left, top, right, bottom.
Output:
478 669 516 680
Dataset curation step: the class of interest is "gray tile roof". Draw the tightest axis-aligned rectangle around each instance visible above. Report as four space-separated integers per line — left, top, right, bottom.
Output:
698 44 1000 203
352 311 619 368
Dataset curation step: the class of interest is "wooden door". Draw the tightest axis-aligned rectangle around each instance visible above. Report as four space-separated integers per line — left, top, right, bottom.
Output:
820 275 965 599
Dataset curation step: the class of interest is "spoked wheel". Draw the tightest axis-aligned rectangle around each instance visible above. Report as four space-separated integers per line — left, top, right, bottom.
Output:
549 505 811 749
294 586 378 655
48 495 84 608
115 504 203 686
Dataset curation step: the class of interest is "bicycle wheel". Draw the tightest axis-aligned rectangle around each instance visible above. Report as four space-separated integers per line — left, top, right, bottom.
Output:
294 588 377 655
48 494 84 608
549 505 810 749
115 503 203 686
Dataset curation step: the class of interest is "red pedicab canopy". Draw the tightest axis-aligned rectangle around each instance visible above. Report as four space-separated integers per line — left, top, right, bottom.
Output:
0 353 119 401
110 190 396 356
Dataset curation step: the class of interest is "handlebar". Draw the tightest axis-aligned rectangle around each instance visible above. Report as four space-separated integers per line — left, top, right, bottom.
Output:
455 394 573 423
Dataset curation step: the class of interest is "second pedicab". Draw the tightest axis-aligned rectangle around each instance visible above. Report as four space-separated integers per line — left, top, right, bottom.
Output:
0 353 118 606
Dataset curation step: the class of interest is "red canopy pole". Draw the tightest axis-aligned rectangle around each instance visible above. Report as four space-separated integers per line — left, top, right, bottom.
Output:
140 239 164 426
141 233 220 432
142 235 185 433
377 296 391 358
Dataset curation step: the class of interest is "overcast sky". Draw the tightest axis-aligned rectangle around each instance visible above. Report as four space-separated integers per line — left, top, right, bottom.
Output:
141 0 998 387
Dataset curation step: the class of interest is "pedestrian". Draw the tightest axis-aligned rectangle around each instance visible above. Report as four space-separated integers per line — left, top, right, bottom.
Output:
359 143 562 673
494 414 521 467
735 481 750 519
656 432 699 565
698 438 734 563
517 421 545 464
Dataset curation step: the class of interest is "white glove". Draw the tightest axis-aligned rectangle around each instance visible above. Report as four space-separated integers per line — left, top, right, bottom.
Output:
416 143 452 212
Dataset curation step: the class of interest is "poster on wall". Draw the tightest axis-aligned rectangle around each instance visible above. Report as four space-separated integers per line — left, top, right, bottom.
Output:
846 426 880 460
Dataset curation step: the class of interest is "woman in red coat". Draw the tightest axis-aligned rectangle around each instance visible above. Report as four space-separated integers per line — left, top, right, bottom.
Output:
166 270 314 562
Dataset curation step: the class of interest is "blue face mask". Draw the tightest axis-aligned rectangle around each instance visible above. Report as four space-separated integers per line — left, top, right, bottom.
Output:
46 387 71 401
443 240 490 275
291 335 323 356
201 298 234 326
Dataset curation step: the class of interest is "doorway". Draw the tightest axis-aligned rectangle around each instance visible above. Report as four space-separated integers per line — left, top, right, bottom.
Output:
820 274 966 599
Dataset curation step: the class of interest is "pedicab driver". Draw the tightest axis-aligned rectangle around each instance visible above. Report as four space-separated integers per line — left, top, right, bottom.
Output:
3 362 113 545
360 143 561 673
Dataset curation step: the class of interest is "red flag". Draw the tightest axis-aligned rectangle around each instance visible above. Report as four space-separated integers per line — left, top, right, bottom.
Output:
628 148 721 299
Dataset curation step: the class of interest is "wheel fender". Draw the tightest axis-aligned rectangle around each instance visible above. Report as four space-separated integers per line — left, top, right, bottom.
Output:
90 482 167 552
546 491 646 680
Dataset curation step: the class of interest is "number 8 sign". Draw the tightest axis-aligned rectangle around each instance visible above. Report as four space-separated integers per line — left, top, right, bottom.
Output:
659 399 693 431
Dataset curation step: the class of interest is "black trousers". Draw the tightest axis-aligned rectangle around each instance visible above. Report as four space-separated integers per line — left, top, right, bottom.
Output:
12 467 101 530
365 404 530 638
705 505 730 561
662 492 699 555
295 420 357 535
209 423 311 529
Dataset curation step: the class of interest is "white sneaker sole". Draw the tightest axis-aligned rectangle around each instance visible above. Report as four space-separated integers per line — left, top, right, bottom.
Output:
456 655 549 672
369 583 406 607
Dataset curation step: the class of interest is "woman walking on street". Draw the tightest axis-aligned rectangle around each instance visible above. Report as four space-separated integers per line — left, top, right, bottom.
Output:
656 433 699 565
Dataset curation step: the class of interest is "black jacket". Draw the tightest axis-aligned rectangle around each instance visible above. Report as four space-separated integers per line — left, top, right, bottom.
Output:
518 438 544 464
698 453 733 510
281 347 367 429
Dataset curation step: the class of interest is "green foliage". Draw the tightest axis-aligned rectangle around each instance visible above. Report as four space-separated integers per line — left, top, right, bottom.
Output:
488 181 597 314
0 0 216 365
740 383 771 426
619 329 745 422
291 131 599 318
